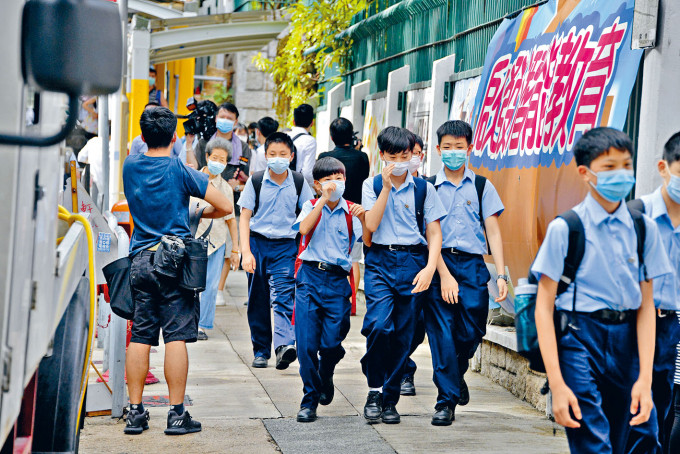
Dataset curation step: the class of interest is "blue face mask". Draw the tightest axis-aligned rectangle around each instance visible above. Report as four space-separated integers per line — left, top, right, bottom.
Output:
207 160 226 176
216 118 235 134
588 168 636 202
666 174 680 204
267 157 290 175
321 180 345 202
441 149 468 170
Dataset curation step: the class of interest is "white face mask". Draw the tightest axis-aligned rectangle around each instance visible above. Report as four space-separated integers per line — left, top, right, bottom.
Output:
385 160 409 176
321 180 345 202
408 155 421 174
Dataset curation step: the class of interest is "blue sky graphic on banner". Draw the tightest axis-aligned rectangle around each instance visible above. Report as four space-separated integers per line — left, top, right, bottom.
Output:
470 0 642 171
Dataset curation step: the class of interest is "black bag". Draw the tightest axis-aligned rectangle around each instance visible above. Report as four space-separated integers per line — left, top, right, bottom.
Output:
153 235 185 278
179 206 213 292
102 257 134 320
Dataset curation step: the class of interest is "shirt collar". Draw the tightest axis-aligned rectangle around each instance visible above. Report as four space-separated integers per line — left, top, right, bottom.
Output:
434 166 474 186
323 198 350 214
263 168 293 186
398 172 415 191
583 192 633 227
291 126 308 135
648 187 669 220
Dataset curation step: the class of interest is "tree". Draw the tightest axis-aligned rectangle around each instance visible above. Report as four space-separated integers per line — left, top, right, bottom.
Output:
254 0 369 125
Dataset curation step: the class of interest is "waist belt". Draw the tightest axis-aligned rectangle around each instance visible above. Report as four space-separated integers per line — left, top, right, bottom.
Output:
442 248 482 259
572 309 636 324
658 309 677 318
251 231 294 242
371 243 427 253
303 261 349 276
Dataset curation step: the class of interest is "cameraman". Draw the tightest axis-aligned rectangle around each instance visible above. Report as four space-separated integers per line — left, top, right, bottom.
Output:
122 107 232 435
186 102 251 193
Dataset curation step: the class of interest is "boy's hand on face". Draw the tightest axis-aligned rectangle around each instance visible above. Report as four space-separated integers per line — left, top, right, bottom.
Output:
441 274 459 304
495 278 508 302
412 265 436 293
349 203 366 219
551 383 582 428
382 164 395 190
242 252 256 274
629 379 653 426
320 182 336 201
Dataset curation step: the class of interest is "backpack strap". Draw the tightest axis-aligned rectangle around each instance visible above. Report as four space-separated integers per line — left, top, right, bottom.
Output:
291 132 309 142
628 206 648 281
474 175 491 254
556 210 586 307
413 177 427 236
345 201 355 251
426 175 437 186
251 170 265 216
292 170 305 216
626 198 645 214
294 199 322 278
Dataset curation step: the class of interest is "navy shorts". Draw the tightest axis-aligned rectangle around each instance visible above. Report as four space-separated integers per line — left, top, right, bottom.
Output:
130 251 199 346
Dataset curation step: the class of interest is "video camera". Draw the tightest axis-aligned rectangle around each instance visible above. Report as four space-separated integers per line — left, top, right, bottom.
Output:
183 97 217 141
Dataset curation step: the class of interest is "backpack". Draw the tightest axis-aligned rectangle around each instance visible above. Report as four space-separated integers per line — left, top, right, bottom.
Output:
250 169 306 216
428 174 488 253
289 132 310 172
517 206 647 373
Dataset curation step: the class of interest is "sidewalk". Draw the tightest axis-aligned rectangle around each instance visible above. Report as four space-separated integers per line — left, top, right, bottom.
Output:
80 270 568 453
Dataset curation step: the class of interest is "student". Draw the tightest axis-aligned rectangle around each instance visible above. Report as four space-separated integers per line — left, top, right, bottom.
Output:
238 132 314 370
532 127 672 453
361 126 445 424
626 132 680 454
408 133 425 177
423 120 508 425
287 104 317 185
251 116 279 174
293 157 366 423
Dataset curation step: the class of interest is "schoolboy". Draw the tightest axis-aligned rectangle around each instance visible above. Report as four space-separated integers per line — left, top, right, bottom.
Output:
532 127 672 453
626 132 680 454
293 157 366 423
238 132 313 370
423 120 508 426
361 126 445 424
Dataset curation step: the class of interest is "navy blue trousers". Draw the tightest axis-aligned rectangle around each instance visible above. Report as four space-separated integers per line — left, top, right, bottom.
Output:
361 247 427 406
627 314 680 454
424 251 489 408
247 235 297 359
403 310 425 379
295 264 351 410
558 312 639 454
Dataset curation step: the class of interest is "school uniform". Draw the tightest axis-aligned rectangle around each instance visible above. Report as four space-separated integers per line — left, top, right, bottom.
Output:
361 173 445 407
293 199 363 410
626 188 680 453
531 193 673 454
424 167 504 409
238 169 314 359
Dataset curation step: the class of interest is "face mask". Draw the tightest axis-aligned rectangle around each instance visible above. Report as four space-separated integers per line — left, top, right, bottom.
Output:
216 118 235 134
385 160 410 176
666 174 680 204
267 157 290 175
441 149 468 170
588 168 635 202
237 134 248 143
207 160 226 176
149 77 156 87
322 180 345 202
409 156 422 174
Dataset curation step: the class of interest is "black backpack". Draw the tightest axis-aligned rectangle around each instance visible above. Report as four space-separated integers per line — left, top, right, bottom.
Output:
289 132 310 172
250 170 306 216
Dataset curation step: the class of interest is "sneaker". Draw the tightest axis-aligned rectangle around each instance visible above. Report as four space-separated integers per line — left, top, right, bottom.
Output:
164 410 202 435
400 375 416 396
124 408 150 435
381 404 401 424
252 356 268 368
197 329 208 341
215 292 226 306
275 345 297 370
459 378 470 406
431 404 455 426
363 391 383 422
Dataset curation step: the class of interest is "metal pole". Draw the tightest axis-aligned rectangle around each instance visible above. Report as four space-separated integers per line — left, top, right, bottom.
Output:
98 95 110 211
109 226 129 418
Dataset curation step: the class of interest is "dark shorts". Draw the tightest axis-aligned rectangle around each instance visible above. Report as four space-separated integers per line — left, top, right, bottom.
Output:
130 251 199 346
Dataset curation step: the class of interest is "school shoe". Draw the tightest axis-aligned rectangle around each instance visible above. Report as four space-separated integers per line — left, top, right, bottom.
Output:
363 391 383 422
297 407 317 423
459 378 470 406
197 329 208 341
164 410 202 435
400 375 416 396
381 404 401 424
252 356 268 368
275 345 297 370
431 404 455 426
124 408 149 435
319 374 334 406
215 291 226 306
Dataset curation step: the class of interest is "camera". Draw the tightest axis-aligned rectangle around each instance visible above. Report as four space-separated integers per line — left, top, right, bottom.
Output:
352 131 361 149
183 98 217 141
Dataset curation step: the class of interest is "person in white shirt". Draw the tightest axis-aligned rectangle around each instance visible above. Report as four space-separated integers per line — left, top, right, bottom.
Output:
287 104 317 185
251 116 279 175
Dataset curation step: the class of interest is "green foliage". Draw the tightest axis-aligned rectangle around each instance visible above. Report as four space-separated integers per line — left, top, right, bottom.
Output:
209 83 234 105
254 0 369 125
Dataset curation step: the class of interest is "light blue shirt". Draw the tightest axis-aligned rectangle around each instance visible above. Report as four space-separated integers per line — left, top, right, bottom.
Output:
641 188 680 310
531 193 672 312
130 135 187 163
362 173 446 246
293 198 363 272
434 167 504 254
238 169 314 239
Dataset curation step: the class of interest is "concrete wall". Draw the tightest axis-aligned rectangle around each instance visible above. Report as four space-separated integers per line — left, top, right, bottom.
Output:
232 43 278 124
426 55 456 176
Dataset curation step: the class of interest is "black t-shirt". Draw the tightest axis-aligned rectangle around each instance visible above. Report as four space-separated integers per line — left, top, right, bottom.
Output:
318 146 370 204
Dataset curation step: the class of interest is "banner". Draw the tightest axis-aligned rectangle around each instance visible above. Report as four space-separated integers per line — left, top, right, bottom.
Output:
470 0 642 171
404 87 433 175
449 76 480 124
362 97 387 176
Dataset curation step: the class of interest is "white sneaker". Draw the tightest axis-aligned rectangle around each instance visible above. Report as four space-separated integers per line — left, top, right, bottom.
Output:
215 291 226 306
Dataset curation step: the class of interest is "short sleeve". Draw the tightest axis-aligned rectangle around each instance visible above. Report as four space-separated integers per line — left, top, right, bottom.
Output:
424 182 446 225
237 177 256 211
481 180 505 219
362 177 377 211
351 216 363 244
642 216 674 281
181 163 209 198
129 136 143 155
530 218 569 283
298 180 315 209
293 200 314 232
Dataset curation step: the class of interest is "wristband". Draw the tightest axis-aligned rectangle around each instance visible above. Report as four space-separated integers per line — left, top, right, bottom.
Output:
231 250 239 254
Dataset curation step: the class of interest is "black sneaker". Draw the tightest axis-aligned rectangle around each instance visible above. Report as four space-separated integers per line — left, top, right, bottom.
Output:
275 345 297 370
252 356 268 368
197 329 208 341
400 375 416 396
164 410 202 435
319 374 334 406
381 404 401 424
124 408 150 435
363 391 383 422
459 378 470 406
431 404 455 426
